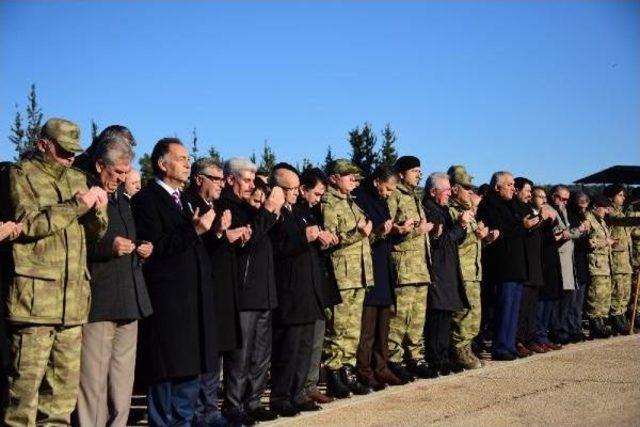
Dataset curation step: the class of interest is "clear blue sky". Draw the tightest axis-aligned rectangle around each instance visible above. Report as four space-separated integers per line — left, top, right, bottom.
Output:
1 1 638 184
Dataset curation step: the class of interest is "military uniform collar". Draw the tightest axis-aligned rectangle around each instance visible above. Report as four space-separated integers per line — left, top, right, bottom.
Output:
34 156 68 180
449 197 471 211
396 182 417 196
327 185 349 200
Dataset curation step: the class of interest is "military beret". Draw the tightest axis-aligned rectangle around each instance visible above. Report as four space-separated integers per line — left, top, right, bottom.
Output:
592 194 612 208
41 118 83 153
447 165 474 189
329 159 360 176
394 156 420 173
603 184 625 199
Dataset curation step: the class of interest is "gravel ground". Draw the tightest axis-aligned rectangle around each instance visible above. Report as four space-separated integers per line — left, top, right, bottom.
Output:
268 335 640 427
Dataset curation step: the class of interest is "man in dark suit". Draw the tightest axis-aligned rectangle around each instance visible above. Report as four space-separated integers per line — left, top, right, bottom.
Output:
131 138 218 426
217 158 284 424
269 164 326 417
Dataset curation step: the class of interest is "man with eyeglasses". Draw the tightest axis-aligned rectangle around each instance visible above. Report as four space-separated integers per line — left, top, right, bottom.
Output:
4 118 109 426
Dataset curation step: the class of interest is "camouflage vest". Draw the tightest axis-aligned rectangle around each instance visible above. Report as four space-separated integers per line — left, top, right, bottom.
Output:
626 205 640 268
586 211 612 277
449 198 482 282
321 186 374 290
608 205 633 275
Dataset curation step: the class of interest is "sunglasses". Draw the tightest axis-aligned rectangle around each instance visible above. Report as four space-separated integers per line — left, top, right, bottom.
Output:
201 173 224 182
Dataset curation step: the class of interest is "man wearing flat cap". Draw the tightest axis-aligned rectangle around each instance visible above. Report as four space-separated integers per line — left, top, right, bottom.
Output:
447 166 498 370
4 118 109 426
584 194 616 338
386 155 434 381
322 159 374 398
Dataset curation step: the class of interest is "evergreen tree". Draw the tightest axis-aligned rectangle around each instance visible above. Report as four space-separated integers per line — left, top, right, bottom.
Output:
9 106 26 160
208 146 222 164
349 122 378 176
25 84 43 150
191 127 199 160
249 151 257 165
258 139 276 175
323 145 335 174
378 123 398 168
139 153 154 184
91 120 99 143
301 158 313 172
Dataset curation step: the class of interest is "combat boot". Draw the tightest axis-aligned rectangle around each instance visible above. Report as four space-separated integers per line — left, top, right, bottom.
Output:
590 317 611 339
340 365 371 395
608 315 620 336
325 368 351 399
407 359 439 379
616 314 630 335
388 361 416 383
453 346 483 370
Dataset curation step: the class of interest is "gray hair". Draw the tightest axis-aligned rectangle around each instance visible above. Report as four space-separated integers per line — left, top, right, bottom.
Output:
551 184 570 196
224 157 257 179
426 172 449 191
94 138 134 166
191 157 222 180
490 171 512 187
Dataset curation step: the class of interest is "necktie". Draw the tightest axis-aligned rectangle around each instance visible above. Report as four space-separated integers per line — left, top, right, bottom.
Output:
172 191 182 209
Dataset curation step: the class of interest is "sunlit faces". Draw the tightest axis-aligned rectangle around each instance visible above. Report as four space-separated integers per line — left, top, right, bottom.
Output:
197 166 225 202
497 174 515 200
553 189 570 207
532 188 547 210
516 183 532 204
612 191 625 208
431 177 452 206
278 170 300 205
159 143 190 185
96 157 131 193
230 170 256 201
300 182 326 207
331 173 357 195
38 139 75 168
124 169 142 197
452 183 473 205
248 187 266 208
373 175 398 200
400 167 422 187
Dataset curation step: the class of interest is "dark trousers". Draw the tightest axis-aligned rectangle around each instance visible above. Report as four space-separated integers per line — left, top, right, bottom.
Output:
195 356 222 426
270 322 314 407
569 282 587 334
492 281 523 356
224 310 272 413
147 376 200 427
478 280 496 344
517 285 539 345
424 309 452 367
553 290 576 340
356 305 393 380
534 299 558 344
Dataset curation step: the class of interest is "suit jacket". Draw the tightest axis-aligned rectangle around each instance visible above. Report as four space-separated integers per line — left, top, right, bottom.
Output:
517 201 544 288
217 188 278 310
131 180 217 383
182 188 241 352
270 204 324 325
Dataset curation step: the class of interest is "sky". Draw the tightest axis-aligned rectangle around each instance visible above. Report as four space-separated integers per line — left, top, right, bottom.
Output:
1 1 638 184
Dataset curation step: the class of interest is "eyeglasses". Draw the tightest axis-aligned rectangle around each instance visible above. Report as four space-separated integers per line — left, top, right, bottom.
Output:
280 185 300 193
201 173 224 183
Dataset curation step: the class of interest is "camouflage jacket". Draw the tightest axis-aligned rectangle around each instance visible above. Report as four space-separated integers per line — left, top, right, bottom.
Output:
607 205 633 274
387 182 430 285
626 205 640 268
586 211 612 277
8 157 108 325
321 186 373 290
449 198 481 282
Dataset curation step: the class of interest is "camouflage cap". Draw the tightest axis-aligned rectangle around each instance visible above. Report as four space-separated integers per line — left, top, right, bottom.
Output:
447 165 474 189
41 118 83 153
330 159 361 176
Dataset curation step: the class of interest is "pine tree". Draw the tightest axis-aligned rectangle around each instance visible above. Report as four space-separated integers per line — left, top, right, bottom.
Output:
258 139 276 175
349 122 378 176
25 84 43 151
323 146 335 174
208 146 222 164
9 106 26 160
191 127 199 160
378 123 398 168
138 153 154 184
301 158 313 172
249 151 257 165
90 120 99 143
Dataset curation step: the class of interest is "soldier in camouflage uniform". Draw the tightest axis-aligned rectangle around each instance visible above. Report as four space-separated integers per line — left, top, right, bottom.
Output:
4 118 109 426
627 188 640 329
447 166 499 370
584 195 615 339
604 184 634 334
322 159 374 397
386 156 434 381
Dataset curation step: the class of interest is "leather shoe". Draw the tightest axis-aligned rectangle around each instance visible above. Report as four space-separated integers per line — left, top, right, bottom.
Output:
325 368 351 399
270 402 299 417
340 365 371 395
358 375 387 392
543 342 562 351
527 343 549 354
294 400 321 412
388 361 416 383
307 390 334 404
516 343 532 358
407 359 439 379
222 408 256 426
375 368 406 386
247 406 278 421
492 352 517 361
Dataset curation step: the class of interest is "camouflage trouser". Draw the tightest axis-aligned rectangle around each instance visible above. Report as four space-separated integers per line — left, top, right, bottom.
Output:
387 284 428 363
585 275 612 319
610 273 632 316
4 324 83 427
324 288 365 369
450 280 482 350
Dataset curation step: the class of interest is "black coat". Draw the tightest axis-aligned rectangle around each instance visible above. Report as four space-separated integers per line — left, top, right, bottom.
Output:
540 217 563 301
86 187 153 322
217 188 278 310
270 205 324 325
423 198 467 311
477 191 527 284
568 208 590 285
517 202 544 288
182 189 241 353
353 184 395 307
131 181 217 383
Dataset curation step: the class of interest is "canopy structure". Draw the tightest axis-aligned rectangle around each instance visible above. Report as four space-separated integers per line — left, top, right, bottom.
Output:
574 165 640 185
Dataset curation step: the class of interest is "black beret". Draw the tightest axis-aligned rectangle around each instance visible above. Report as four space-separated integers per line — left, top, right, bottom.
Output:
603 184 624 199
592 194 612 208
394 156 421 173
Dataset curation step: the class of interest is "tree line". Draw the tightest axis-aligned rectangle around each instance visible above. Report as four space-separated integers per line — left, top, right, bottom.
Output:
6 85 400 184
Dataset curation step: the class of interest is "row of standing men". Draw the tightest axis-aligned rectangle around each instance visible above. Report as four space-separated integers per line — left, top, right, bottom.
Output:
0 118 639 426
